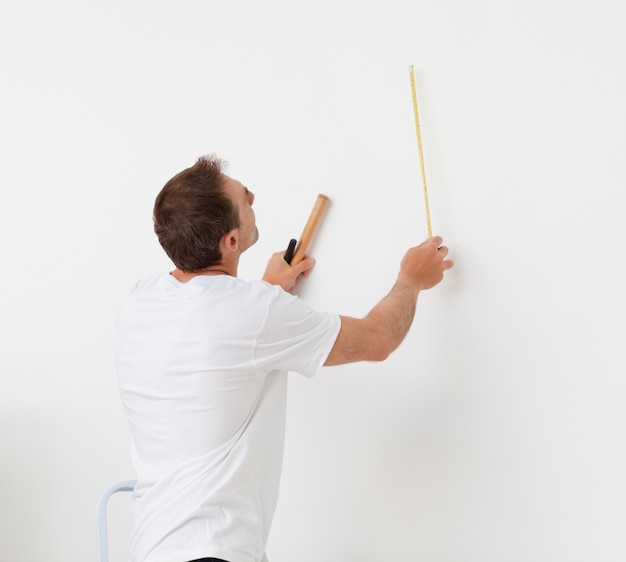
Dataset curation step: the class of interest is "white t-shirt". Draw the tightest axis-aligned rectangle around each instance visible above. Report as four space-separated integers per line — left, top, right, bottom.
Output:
116 273 340 562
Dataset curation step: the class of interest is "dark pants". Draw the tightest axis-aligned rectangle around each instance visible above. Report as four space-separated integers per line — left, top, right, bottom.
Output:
188 559 229 562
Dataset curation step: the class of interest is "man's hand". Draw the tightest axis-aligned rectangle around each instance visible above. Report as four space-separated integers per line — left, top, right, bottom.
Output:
262 251 316 292
398 236 454 291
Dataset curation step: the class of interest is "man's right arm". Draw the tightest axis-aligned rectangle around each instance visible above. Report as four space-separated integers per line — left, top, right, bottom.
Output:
324 236 453 366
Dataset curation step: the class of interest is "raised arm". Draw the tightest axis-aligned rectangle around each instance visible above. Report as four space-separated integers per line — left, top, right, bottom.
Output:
324 236 453 366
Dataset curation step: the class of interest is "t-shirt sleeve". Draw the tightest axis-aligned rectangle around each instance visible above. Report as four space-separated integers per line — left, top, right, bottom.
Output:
252 285 341 377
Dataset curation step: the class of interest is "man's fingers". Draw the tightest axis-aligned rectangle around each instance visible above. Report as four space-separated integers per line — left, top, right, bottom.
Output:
293 257 316 276
430 235 443 247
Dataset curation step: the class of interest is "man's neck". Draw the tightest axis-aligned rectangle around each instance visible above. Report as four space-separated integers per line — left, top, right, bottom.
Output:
171 264 237 283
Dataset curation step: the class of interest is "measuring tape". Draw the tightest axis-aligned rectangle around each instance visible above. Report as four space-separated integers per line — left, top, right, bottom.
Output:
409 65 433 238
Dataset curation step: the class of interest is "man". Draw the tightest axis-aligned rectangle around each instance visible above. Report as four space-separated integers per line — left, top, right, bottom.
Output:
116 154 453 562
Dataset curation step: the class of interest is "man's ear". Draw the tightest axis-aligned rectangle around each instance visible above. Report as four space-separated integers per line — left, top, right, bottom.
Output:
221 229 240 253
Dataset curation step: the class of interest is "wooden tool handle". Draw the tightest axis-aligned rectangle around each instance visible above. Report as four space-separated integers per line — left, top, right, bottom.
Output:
291 194 330 265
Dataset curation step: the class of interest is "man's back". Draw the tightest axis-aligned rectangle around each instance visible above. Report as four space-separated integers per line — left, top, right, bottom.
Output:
116 273 340 562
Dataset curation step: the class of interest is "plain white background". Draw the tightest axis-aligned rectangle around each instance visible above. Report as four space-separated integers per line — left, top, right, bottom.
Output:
1 1 625 560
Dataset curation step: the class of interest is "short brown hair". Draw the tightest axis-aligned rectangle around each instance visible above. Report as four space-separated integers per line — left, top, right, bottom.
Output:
153 155 240 272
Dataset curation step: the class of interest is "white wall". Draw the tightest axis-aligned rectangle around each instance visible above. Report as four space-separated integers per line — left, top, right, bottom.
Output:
1 1 625 560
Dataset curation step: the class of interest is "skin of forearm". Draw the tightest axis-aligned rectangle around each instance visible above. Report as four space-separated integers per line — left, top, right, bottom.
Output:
324 237 451 366
363 279 419 360
325 278 419 366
